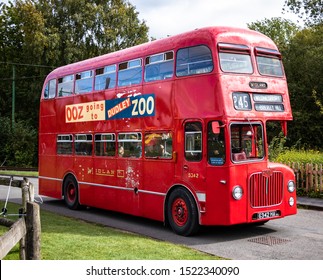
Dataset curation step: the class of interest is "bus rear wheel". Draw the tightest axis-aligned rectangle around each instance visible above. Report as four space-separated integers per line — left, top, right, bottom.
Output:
63 175 81 210
167 187 199 236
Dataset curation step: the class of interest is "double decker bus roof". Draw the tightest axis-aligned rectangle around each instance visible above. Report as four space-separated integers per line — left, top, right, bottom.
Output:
46 26 277 80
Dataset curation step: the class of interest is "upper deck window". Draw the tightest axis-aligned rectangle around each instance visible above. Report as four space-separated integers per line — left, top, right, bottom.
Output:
176 45 213 77
75 70 93 94
218 43 253 74
118 59 142 87
44 79 56 99
145 51 174 82
255 47 284 77
58 75 74 97
95 65 116 90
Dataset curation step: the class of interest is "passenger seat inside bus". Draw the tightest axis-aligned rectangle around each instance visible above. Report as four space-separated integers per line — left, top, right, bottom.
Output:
233 152 247 161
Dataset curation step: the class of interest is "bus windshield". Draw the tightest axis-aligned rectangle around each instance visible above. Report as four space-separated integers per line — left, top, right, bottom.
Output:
230 123 264 162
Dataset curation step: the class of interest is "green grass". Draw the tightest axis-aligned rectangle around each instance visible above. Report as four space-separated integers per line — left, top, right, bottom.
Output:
0 170 38 177
0 202 222 260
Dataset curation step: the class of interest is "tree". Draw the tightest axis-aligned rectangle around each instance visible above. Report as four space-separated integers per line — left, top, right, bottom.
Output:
284 24 323 148
0 0 149 166
34 0 149 66
247 17 299 53
248 17 323 149
284 0 323 25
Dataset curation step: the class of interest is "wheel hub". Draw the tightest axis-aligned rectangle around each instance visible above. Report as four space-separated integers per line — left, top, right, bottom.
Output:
172 198 188 226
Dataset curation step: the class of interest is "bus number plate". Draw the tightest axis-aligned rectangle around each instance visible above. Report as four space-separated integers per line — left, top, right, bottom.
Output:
257 211 279 220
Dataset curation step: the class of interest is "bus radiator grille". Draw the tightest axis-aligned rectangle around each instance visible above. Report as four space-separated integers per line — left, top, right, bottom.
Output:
249 171 283 208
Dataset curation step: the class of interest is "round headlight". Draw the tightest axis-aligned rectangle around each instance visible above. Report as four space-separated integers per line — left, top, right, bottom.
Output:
288 180 295 193
289 197 295 206
232 186 243 200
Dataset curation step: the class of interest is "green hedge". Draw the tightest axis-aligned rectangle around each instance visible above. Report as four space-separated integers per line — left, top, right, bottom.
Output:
275 150 323 165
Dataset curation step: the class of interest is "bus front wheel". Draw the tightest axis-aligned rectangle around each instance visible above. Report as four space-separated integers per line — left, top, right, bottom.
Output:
167 187 199 236
63 175 81 210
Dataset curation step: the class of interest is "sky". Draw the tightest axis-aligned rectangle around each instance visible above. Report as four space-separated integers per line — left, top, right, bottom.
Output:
129 0 299 38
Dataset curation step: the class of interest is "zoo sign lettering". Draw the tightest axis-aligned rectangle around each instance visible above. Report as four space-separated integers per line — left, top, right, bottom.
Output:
65 94 155 123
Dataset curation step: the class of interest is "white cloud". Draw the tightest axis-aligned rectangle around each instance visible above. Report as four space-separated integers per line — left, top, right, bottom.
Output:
130 0 299 39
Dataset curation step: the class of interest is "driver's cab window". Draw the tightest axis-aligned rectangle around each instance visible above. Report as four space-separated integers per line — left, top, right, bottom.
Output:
230 123 264 162
208 121 225 165
185 122 202 161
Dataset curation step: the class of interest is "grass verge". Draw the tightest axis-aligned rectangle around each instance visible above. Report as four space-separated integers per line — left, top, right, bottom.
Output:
0 171 38 177
0 202 222 260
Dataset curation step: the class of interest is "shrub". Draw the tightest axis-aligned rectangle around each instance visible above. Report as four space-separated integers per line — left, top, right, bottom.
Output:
0 117 37 167
275 149 323 165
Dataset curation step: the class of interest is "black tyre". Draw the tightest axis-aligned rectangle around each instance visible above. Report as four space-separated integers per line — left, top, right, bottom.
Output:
167 187 199 236
63 175 81 210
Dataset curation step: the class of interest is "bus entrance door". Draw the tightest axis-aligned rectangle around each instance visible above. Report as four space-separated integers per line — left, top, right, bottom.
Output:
182 120 206 193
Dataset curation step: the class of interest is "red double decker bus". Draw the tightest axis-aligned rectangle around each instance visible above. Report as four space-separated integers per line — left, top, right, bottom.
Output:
39 26 297 236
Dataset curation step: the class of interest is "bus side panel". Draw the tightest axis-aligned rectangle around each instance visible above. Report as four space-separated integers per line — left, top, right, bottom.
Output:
74 156 93 206
83 157 118 210
201 166 232 225
116 158 142 215
141 160 175 221
174 76 218 119
38 155 61 199
142 81 174 129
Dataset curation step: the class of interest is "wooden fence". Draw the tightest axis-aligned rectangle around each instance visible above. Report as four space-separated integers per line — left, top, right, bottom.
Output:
0 178 41 260
287 163 323 195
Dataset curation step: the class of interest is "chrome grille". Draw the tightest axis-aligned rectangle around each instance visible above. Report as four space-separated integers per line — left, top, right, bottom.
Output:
249 171 283 207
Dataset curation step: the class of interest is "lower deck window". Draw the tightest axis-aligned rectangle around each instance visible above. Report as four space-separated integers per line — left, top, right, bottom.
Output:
57 134 73 155
185 122 202 161
144 132 172 158
75 134 93 156
118 133 142 158
95 133 116 156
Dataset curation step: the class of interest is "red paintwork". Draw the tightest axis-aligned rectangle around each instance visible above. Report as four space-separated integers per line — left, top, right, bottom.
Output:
39 26 297 229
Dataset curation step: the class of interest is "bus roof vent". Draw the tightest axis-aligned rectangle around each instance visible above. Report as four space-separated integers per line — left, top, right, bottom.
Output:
218 43 250 54
255 47 282 58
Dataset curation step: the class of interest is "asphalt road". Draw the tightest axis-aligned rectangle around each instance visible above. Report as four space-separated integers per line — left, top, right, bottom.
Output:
1 177 323 260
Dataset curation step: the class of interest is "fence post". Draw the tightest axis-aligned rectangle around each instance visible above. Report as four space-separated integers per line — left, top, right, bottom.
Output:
26 202 41 260
20 180 29 259
20 178 36 259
